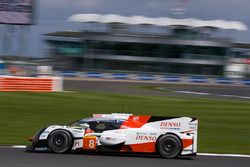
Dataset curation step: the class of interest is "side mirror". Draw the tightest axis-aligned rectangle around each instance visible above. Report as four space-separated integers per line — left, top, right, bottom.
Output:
80 123 90 129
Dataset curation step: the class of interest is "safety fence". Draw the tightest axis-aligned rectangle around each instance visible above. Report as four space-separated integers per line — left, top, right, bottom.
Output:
0 76 63 92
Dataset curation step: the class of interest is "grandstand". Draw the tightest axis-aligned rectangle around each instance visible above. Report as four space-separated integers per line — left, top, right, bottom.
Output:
44 14 250 77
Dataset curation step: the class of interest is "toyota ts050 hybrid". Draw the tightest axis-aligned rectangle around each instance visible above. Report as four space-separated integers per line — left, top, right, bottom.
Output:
26 113 198 159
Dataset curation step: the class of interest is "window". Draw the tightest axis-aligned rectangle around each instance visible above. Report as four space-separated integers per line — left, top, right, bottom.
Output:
88 120 123 133
68 118 124 133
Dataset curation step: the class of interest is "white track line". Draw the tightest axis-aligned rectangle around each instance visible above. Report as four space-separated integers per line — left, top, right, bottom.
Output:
198 153 250 158
11 145 26 149
176 91 211 95
4 145 250 158
175 90 250 99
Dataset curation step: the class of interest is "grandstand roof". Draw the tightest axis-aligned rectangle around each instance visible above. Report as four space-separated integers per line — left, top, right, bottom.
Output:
68 14 248 31
234 42 250 49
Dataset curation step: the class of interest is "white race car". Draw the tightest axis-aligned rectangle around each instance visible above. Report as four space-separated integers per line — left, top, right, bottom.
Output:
27 113 198 159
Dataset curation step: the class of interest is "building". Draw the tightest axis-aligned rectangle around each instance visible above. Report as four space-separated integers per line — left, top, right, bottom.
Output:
44 14 250 76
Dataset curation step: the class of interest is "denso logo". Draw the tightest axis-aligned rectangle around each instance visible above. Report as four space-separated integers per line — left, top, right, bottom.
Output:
136 135 157 141
160 122 181 127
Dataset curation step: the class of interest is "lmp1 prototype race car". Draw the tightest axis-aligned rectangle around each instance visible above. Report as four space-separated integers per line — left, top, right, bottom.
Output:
26 113 198 159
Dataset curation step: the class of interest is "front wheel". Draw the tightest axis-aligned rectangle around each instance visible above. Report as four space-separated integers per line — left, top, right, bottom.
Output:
48 130 73 153
156 134 182 159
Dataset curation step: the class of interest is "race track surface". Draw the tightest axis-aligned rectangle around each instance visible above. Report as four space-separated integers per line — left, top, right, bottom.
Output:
64 78 250 100
0 148 249 167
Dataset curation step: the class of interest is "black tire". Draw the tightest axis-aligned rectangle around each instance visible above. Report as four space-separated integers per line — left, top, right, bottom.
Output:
47 130 73 153
156 134 182 159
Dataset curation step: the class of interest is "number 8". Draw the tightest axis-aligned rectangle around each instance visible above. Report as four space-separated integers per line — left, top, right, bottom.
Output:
89 139 95 148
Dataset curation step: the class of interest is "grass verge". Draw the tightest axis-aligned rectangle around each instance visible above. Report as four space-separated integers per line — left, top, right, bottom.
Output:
0 91 249 154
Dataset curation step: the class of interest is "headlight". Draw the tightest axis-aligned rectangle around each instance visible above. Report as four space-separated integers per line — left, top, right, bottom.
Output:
32 127 47 142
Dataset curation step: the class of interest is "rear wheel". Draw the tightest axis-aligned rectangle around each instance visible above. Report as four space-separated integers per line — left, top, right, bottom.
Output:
157 134 182 159
48 130 73 153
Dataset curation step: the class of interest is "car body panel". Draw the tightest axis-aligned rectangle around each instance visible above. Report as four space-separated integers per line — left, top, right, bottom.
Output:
28 113 198 156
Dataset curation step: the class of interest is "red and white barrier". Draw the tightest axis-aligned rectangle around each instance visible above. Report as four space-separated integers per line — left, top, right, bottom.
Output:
0 76 63 92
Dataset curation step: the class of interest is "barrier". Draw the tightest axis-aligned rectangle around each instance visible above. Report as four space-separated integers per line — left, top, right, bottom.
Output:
137 74 154 80
215 77 234 84
242 79 250 85
58 70 250 86
110 73 129 80
189 76 208 83
61 71 78 77
85 72 103 78
0 76 63 92
163 76 181 82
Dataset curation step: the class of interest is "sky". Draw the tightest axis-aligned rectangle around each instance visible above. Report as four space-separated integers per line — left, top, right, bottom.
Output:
1 0 250 57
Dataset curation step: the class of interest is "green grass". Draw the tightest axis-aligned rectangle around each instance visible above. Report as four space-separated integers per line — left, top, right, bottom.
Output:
0 91 250 154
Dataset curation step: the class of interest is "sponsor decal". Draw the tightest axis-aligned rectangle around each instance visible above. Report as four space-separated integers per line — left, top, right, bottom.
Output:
189 122 197 130
160 122 181 127
73 141 80 148
133 116 139 121
136 132 147 135
160 121 181 130
105 137 116 141
136 135 157 141
149 133 157 135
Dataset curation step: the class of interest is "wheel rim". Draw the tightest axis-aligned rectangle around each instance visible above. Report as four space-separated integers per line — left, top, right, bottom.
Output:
52 134 66 148
162 139 177 154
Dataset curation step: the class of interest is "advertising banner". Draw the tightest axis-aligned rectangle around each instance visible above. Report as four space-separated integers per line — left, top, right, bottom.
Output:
0 0 34 25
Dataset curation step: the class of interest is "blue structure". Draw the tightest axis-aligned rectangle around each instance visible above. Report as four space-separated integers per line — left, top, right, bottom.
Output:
0 60 5 74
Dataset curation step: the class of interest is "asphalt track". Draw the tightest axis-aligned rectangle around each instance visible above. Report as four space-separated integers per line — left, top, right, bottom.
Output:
0 147 249 167
64 78 250 100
